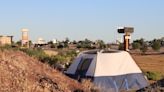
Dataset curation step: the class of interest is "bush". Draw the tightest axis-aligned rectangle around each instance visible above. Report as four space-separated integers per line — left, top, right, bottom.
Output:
20 48 79 70
19 48 80 71
151 40 161 51
20 48 58 65
145 71 161 81
20 48 46 57
0 46 77 71
118 43 124 50
0 44 12 49
0 44 19 51
140 43 148 54
50 44 57 48
55 50 78 64
132 42 141 49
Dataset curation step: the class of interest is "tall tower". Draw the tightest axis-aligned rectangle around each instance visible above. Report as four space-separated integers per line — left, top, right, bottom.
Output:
21 28 29 48
118 27 134 51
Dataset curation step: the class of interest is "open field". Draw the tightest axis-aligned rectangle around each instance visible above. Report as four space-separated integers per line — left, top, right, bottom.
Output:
132 54 164 76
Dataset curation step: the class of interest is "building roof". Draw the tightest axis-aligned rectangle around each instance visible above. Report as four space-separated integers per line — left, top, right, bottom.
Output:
0 35 13 37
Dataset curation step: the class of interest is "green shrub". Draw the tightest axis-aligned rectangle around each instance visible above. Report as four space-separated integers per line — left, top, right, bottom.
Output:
140 43 148 54
0 44 19 51
118 43 124 50
20 48 78 70
50 43 57 48
20 48 45 57
0 44 12 49
151 40 161 51
132 42 141 49
0 46 77 70
145 71 161 81
20 48 55 63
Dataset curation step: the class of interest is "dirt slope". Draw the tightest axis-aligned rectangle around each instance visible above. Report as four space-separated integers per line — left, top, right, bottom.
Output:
0 50 89 92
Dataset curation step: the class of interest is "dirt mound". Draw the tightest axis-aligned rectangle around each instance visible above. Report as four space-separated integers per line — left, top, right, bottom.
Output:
0 50 89 92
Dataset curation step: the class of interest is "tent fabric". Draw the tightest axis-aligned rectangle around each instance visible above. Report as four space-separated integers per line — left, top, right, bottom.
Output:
65 50 149 91
94 73 148 92
66 53 96 74
94 51 142 76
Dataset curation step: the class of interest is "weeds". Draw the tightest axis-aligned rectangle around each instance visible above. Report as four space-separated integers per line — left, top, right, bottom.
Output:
145 71 162 81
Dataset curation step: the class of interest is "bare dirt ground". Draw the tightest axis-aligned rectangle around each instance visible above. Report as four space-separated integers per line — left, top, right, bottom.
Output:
0 50 91 92
132 54 164 75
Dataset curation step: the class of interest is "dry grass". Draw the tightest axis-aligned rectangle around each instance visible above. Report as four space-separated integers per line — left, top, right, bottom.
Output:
132 54 164 75
0 50 90 92
44 50 58 56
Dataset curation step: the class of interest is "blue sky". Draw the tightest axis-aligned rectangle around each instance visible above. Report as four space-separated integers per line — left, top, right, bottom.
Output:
0 0 164 43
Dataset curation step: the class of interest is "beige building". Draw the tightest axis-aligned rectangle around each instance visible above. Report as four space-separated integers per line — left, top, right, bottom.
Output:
0 35 13 45
21 28 29 48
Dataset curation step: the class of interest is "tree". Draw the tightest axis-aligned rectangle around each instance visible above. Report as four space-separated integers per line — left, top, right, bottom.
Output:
84 38 91 44
133 38 144 46
133 38 148 54
57 43 64 49
72 40 77 44
16 40 21 46
76 39 93 49
132 42 141 49
65 37 70 43
140 43 148 54
118 43 124 50
47 41 53 45
51 43 57 48
151 39 161 51
96 40 106 49
29 40 32 47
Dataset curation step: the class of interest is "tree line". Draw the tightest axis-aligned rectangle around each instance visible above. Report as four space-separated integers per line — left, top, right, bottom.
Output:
132 38 163 53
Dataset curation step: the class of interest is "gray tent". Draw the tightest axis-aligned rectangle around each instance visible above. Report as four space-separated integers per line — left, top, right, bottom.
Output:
65 50 148 92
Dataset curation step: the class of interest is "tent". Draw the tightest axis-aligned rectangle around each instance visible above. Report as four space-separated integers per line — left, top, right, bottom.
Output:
65 50 149 92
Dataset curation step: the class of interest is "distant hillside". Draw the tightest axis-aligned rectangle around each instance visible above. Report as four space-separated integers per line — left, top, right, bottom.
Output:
0 50 91 92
